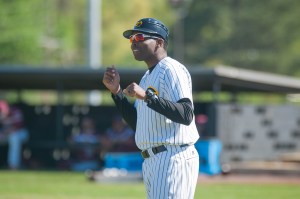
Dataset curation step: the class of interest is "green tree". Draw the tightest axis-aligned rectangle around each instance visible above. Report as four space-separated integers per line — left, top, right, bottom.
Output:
2 0 299 77
102 0 174 67
0 0 44 65
0 0 87 67
0 0 174 68
184 0 300 76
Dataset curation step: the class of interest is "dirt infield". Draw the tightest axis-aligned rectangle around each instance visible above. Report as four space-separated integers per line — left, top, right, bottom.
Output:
198 173 300 184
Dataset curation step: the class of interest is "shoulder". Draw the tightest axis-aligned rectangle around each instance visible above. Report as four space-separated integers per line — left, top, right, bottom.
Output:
159 57 188 72
158 57 190 77
159 57 178 69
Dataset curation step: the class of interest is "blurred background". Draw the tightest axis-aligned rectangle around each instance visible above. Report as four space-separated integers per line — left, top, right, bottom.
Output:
1 0 300 178
0 0 299 73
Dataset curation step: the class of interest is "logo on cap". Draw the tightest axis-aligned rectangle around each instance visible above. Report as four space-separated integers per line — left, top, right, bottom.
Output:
135 20 143 27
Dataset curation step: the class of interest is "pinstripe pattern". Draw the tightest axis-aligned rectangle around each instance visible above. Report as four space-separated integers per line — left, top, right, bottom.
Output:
135 57 199 150
143 145 199 199
134 57 199 199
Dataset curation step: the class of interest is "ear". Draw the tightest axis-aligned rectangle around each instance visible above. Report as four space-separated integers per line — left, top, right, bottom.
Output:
156 38 164 48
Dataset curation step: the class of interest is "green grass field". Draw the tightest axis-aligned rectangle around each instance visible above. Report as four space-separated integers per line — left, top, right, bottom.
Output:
0 171 299 199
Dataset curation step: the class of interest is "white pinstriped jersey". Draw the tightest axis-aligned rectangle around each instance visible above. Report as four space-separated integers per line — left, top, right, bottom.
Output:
134 57 199 150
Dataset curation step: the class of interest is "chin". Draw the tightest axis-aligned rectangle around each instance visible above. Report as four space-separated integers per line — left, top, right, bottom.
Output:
135 58 144 61
133 55 144 61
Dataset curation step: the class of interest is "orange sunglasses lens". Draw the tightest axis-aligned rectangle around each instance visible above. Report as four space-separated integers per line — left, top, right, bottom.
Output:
129 34 146 43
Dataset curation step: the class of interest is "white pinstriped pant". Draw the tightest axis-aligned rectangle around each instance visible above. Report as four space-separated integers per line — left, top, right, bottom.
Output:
142 145 199 199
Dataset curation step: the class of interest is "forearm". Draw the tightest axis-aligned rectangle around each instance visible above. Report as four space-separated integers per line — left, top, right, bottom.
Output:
147 97 194 125
111 91 137 131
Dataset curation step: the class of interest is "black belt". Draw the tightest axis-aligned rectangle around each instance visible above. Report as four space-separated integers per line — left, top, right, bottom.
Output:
141 144 190 159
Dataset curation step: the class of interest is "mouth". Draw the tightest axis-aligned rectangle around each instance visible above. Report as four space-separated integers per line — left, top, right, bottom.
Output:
132 49 140 55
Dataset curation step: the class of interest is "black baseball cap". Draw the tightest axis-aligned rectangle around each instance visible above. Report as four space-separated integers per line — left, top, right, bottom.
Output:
123 18 169 42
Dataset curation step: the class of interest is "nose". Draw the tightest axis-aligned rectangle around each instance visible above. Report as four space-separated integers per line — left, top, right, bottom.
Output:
131 42 137 49
131 39 138 44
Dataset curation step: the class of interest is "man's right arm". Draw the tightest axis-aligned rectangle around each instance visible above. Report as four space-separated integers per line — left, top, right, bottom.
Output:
111 91 137 131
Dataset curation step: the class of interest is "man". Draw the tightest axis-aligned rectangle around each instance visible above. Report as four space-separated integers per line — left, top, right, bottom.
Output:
102 115 138 152
102 18 199 199
68 117 101 171
0 100 29 170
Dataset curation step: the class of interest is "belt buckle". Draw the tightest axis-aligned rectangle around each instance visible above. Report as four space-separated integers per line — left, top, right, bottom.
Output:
141 149 150 159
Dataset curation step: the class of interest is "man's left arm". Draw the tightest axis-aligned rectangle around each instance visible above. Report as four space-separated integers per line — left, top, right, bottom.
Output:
146 96 193 125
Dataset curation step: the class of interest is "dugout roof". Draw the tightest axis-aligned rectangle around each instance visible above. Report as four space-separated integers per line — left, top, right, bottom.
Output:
1 66 300 93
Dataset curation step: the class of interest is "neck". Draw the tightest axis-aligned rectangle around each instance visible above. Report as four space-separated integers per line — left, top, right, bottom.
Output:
145 52 167 68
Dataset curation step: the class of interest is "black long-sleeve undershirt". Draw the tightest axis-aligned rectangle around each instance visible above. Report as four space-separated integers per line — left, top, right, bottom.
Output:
112 91 194 131
111 91 137 131
147 97 194 126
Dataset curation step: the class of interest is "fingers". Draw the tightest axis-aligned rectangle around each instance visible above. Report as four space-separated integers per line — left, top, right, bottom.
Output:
103 65 118 83
109 81 145 99
123 88 130 96
123 85 134 97
102 65 121 94
123 85 135 96
104 67 116 79
123 83 145 99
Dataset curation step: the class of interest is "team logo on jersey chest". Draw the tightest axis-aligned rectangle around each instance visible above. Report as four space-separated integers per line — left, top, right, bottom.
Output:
147 86 159 95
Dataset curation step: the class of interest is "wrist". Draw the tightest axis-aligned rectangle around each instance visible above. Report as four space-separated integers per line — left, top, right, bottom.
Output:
112 85 121 95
